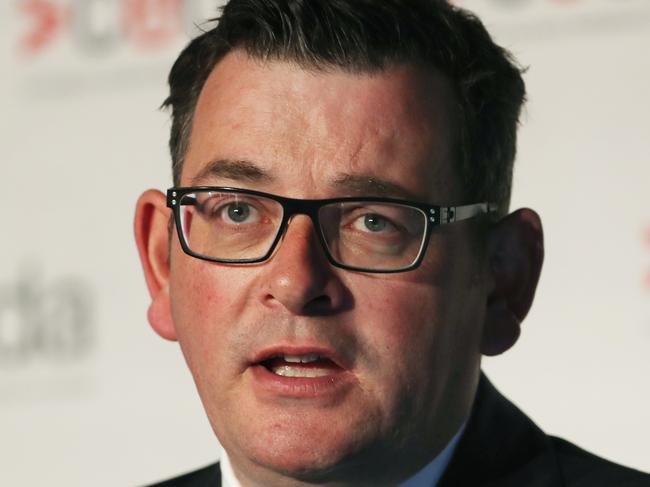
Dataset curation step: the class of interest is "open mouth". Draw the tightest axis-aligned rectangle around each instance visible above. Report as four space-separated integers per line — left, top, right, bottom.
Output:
258 353 343 378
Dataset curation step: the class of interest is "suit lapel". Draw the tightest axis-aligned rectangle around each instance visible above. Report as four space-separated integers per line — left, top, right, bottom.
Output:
439 374 564 487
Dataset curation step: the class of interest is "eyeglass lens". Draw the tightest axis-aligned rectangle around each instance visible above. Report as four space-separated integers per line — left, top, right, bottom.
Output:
178 191 427 270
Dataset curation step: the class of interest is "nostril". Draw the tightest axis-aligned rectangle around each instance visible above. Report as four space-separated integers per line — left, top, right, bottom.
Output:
303 294 333 314
312 295 331 305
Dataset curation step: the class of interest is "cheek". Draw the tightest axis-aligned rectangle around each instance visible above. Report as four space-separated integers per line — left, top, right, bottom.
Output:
170 250 254 324
171 261 224 331
168 257 249 377
350 267 450 348
346 242 482 394
346 282 448 438
351 278 449 390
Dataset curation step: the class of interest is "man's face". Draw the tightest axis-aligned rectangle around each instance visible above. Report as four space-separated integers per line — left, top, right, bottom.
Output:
166 52 488 484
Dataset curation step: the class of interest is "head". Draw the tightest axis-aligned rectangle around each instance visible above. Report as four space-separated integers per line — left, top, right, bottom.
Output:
135 1 543 486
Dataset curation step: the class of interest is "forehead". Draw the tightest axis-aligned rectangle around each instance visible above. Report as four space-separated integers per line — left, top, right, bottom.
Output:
183 50 460 202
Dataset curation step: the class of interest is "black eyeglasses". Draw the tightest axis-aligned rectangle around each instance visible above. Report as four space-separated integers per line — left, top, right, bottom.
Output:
167 187 496 273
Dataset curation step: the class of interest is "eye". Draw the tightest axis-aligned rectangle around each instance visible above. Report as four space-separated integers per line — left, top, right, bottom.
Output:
351 213 396 233
197 196 263 225
225 202 252 223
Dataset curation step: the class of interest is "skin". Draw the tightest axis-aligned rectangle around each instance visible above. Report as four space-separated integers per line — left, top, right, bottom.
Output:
135 51 544 487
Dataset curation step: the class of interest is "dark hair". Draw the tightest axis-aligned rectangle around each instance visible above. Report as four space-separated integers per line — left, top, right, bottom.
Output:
163 0 526 216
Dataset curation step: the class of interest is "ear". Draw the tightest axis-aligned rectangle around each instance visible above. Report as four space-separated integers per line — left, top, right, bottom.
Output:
134 189 177 341
481 208 544 356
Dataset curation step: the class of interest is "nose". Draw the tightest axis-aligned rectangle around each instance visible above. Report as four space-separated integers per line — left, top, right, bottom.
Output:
261 215 346 315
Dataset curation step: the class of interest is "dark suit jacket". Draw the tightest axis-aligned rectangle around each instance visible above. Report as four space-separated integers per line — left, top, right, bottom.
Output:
145 375 650 486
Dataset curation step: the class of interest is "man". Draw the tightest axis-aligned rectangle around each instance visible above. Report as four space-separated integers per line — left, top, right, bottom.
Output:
134 1 650 486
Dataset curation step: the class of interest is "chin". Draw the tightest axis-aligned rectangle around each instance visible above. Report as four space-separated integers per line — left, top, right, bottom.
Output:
224 411 382 482
256 445 345 478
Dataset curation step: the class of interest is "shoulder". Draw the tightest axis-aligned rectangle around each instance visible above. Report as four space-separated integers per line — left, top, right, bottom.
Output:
142 462 221 487
550 437 650 486
440 375 650 487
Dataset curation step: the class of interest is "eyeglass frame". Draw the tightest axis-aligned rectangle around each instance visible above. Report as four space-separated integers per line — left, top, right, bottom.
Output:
167 186 497 274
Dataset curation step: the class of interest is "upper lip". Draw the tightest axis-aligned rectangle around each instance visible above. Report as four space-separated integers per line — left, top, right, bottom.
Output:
250 345 349 369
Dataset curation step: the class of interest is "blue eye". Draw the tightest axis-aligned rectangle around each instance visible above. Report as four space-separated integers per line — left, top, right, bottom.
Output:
226 203 251 223
363 214 388 232
348 212 398 234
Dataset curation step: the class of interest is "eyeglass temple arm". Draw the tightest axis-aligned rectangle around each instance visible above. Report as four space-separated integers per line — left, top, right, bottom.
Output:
440 203 498 224
172 195 198 206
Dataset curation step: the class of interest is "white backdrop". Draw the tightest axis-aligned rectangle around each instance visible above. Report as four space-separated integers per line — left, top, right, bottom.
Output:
1 1 649 485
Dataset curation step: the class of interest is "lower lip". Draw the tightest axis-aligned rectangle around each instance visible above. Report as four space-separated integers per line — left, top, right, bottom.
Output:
249 364 356 399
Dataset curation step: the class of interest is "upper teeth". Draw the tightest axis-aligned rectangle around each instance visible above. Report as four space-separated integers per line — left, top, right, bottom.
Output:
282 353 321 363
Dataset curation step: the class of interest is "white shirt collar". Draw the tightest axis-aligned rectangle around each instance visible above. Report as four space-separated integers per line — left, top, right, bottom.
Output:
219 422 465 487
218 446 240 487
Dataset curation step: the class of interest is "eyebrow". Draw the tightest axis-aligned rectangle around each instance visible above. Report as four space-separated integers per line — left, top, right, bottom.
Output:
190 159 275 185
329 174 419 200
190 160 417 200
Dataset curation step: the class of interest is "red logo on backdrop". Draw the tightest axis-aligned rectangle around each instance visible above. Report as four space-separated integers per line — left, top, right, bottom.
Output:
18 0 205 56
20 0 68 54
124 0 183 49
